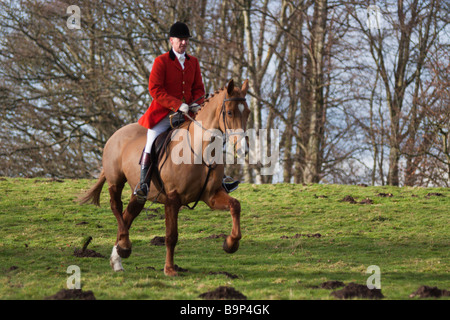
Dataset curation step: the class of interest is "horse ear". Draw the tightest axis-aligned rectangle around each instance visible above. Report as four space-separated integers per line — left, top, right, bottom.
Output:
226 79 234 95
241 79 249 96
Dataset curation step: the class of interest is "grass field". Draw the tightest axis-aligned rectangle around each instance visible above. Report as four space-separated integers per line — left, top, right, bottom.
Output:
0 177 448 300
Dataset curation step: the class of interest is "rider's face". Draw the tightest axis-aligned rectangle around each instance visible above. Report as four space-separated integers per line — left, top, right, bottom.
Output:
170 37 189 54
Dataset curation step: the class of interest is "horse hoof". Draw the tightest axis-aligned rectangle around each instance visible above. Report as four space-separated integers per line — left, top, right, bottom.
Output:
116 244 132 258
223 237 239 254
164 266 178 277
110 259 124 272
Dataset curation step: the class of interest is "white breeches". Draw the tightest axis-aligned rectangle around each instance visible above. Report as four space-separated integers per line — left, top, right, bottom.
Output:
144 115 172 154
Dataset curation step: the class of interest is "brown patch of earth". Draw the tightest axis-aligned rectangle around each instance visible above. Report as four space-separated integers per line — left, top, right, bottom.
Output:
173 264 189 272
340 195 373 204
377 193 393 197
426 192 444 198
208 271 239 279
409 285 450 298
280 233 321 239
45 289 96 300
331 282 384 299
321 280 345 289
150 236 165 246
73 248 105 258
199 286 247 300
359 198 374 204
73 236 104 258
7 266 19 272
340 195 356 204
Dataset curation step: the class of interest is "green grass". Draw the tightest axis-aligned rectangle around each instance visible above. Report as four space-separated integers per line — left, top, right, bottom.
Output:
0 178 448 300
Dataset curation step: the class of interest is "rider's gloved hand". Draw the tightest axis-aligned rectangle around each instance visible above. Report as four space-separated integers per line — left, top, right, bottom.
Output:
190 103 201 113
179 103 189 114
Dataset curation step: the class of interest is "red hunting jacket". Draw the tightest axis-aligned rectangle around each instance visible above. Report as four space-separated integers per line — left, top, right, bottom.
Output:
138 49 205 129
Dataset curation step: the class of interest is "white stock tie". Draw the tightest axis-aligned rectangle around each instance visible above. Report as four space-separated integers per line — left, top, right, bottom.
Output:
178 55 185 69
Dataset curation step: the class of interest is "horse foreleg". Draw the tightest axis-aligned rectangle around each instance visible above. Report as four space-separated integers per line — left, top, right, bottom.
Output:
209 189 241 254
164 191 181 276
115 195 145 258
109 183 145 272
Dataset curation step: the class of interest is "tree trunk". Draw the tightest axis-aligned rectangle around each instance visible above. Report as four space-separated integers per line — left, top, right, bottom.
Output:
302 0 327 184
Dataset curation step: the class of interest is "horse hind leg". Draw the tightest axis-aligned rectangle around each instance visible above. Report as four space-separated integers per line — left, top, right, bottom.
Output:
208 189 241 254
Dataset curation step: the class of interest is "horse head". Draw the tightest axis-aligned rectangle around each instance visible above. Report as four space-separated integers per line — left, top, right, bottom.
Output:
219 79 250 132
219 79 250 157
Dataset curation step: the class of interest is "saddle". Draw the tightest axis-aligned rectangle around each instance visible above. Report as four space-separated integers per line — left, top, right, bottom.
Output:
153 113 185 162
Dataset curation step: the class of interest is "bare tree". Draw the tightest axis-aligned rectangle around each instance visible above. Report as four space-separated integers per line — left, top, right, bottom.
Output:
0 0 448 187
346 0 446 186
419 44 450 186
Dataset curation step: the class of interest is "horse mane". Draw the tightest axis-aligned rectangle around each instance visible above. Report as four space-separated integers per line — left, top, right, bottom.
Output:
195 87 226 117
196 84 242 117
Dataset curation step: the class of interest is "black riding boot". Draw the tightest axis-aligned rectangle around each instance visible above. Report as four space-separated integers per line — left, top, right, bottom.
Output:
135 151 152 203
222 176 240 193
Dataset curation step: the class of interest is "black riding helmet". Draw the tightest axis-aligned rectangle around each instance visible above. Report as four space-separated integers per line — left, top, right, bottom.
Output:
169 21 191 38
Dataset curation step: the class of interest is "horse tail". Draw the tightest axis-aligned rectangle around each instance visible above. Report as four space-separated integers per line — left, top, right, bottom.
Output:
78 169 106 207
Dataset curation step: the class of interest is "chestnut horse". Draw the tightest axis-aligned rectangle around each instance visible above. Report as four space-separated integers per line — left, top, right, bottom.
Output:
79 79 249 276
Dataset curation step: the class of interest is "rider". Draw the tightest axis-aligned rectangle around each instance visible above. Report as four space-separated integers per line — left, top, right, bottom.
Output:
135 22 239 203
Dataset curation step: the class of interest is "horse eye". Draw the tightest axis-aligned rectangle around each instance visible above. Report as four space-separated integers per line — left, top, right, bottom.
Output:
227 111 232 116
